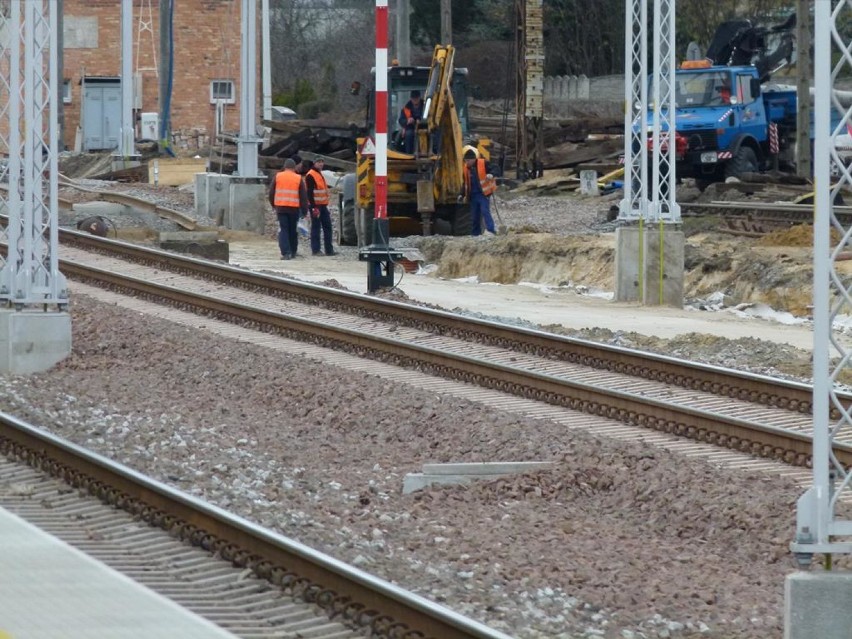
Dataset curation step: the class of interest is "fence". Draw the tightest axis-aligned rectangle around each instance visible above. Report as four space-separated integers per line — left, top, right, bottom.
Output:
543 74 624 119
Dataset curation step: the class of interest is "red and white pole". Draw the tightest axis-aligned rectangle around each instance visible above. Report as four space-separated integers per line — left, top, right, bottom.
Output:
374 0 388 222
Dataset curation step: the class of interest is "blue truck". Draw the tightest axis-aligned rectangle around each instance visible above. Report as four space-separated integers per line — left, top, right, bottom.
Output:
648 15 822 189
670 60 797 188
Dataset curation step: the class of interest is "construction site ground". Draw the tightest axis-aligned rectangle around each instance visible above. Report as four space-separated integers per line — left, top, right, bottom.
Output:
57 157 834 384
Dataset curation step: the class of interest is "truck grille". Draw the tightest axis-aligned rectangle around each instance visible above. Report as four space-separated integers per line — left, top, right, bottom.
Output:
684 130 718 151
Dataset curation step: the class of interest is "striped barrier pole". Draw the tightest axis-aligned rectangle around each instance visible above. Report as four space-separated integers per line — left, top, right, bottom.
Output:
361 0 399 292
375 0 388 224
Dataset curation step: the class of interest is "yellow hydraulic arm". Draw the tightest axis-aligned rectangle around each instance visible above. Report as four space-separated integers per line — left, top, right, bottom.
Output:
417 45 464 202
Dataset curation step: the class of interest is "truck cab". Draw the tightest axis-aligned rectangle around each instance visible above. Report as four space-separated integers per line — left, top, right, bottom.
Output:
670 61 780 184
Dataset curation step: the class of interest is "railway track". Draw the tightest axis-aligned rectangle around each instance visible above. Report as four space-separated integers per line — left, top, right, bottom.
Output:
56 228 852 469
0 411 511 639
680 199 852 236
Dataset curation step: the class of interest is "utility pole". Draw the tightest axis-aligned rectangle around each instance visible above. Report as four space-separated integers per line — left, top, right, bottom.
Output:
440 0 451 45
120 0 136 159
158 0 172 151
262 0 272 121
795 0 811 178
57 0 64 150
396 0 410 66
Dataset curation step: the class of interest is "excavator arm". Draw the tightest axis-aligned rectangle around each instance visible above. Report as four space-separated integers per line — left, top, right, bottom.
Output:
416 45 465 201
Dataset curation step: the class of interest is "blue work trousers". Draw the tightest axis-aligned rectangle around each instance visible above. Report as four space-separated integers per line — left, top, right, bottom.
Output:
310 205 334 254
276 209 300 258
470 193 496 236
402 128 416 154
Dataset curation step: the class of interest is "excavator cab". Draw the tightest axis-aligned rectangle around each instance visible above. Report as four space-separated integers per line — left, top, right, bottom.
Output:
365 65 471 149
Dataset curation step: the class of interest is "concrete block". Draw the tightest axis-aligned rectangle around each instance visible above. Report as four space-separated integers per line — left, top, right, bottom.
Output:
579 170 598 195
195 173 231 226
228 177 268 234
785 571 852 639
615 224 684 307
0 310 71 374
403 461 554 494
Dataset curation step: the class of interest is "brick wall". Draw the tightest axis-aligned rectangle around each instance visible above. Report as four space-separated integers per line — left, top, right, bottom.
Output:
63 0 251 152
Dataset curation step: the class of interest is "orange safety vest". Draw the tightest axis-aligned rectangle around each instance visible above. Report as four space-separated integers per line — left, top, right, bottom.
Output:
307 168 329 205
464 158 496 197
273 170 302 208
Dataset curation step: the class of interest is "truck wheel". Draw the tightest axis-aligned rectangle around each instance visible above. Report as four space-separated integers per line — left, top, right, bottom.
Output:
339 200 357 246
724 146 758 180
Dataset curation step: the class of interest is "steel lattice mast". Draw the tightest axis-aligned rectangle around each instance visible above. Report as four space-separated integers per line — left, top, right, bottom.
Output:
0 0 67 308
792 0 852 563
619 0 678 223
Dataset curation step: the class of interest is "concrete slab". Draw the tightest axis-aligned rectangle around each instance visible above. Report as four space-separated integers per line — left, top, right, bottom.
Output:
0 309 71 374
403 461 555 494
785 571 852 639
421 461 555 475
0 506 238 638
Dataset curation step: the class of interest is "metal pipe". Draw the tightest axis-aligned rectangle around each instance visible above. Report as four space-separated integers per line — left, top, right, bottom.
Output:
237 0 259 177
261 0 272 122
120 0 136 158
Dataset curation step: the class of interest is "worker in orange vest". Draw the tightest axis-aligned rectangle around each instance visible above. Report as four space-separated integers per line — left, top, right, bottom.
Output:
462 149 497 236
304 158 336 256
397 90 423 154
268 158 308 260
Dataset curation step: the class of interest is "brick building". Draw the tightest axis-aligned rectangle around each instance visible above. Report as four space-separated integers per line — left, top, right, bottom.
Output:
62 0 250 152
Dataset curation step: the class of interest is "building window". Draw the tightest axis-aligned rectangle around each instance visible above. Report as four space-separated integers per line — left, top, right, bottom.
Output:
63 79 72 104
210 80 235 105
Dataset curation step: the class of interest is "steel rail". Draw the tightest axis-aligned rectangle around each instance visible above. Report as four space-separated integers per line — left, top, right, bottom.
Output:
41 179 199 230
0 410 515 639
61 258 852 468
58 227 836 417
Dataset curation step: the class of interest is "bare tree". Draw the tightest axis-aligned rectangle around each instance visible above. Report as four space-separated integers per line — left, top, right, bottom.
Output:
269 0 375 117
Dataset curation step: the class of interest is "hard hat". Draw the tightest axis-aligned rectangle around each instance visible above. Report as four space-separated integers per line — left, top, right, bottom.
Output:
462 144 479 159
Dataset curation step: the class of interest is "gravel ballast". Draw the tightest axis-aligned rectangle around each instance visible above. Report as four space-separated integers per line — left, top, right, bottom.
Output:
0 293 807 639
39 177 827 637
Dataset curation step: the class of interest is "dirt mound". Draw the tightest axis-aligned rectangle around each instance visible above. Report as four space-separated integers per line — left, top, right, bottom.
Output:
756 224 814 247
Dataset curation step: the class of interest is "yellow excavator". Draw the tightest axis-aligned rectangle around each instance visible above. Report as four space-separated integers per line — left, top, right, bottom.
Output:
338 45 490 246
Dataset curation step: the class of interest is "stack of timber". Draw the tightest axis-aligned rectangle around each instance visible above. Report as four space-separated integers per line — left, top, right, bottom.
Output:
468 104 623 173
206 119 364 176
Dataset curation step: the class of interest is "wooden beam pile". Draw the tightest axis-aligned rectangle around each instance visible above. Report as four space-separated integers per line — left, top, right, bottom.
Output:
207 120 364 176
468 106 623 172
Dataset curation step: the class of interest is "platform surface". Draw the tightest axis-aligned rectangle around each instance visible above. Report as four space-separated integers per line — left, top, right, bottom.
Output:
0 506 237 638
